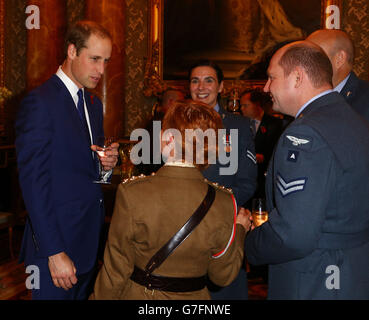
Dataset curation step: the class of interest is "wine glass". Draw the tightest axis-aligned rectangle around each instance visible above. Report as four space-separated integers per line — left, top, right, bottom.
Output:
251 198 268 227
93 136 115 184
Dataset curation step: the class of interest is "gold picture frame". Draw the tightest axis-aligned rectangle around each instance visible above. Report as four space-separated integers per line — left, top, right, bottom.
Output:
143 0 342 98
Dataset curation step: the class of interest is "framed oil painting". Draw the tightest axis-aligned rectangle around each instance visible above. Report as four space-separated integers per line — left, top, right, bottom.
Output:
144 0 342 97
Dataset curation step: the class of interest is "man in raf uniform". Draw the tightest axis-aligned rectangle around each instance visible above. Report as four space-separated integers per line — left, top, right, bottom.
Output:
307 29 369 122
245 41 369 299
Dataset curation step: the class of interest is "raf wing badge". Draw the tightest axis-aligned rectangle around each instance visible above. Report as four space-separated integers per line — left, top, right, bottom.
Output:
286 135 310 146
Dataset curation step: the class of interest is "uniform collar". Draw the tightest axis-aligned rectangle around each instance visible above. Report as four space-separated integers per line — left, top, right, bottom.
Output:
295 89 333 118
164 161 196 168
156 165 204 180
334 73 350 93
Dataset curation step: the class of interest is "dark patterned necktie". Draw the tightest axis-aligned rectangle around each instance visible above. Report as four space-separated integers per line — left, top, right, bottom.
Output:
77 89 90 141
250 119 257 137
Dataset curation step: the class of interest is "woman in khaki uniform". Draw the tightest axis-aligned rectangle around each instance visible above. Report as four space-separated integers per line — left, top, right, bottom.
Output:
90 100 251 300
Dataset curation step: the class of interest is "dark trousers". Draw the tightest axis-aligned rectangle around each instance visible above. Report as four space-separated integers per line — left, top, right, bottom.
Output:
208 268 248 300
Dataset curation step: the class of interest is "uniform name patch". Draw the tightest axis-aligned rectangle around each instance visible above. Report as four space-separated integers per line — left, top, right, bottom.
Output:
276 173 307 197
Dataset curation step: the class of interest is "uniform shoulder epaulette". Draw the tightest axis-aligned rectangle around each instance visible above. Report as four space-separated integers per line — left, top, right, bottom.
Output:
121 173 154 185
203 178 233 194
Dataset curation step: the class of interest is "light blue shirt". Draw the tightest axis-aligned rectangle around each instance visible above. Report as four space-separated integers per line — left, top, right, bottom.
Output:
214 103 220 113
295 89 333 118
334 74 350 93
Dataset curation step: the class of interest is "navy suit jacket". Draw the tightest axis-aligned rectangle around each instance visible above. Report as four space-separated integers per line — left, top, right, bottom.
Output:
341 72 369 122
246 92 369 299
253 113 284 199
16 75 105 274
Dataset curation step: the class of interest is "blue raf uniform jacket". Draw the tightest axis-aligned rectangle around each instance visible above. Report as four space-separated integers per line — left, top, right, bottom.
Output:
202 103 257 206
245 92 369 299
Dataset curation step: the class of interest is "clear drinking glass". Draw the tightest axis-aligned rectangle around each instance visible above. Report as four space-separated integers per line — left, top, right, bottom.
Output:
93 136 114 184
252 198 268 227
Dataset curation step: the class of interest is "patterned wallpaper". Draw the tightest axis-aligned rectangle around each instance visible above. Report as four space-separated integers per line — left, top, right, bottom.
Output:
342 0 369 80
2 0 27 144
124 0 154 136
4 0 26 98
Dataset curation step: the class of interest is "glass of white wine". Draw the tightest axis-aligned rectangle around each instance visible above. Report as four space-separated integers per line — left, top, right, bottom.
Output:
252 198 268 227
93 136 115 184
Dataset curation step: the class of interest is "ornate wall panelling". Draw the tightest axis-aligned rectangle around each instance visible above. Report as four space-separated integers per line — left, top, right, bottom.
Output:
124 0 152 136
342 0 369 79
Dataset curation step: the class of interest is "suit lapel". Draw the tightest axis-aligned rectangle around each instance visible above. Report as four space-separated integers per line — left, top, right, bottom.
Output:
84 91 98 145
51 75 92 145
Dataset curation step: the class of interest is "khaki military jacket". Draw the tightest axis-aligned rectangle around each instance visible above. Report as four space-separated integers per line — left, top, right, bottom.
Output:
90 165 246 300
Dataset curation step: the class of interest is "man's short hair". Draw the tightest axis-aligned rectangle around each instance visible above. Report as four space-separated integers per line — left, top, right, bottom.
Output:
279 44 333 88
240 88 272 108
160 87 185 105
162 100 223 169
188 59 224 83
64 20 112 57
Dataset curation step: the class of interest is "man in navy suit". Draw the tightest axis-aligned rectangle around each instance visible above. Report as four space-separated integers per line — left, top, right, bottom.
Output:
16 21 119 300
245 41 369 299
307 29 369 122
240 88 284 201
239 88 284 282
189 60 257 300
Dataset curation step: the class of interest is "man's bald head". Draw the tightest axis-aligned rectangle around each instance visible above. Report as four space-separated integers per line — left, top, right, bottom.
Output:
264 40 333 117
277 40 333 88
307 29 354 87
307 29 354 65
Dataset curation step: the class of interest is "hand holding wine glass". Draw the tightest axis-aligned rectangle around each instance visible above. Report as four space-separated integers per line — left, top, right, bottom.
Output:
92 136 118 184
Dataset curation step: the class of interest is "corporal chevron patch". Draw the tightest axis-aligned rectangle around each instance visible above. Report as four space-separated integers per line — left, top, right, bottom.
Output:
246 150 257 164
276 173 307 197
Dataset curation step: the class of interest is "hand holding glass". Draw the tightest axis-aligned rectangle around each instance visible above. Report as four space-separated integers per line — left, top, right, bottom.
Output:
93 136 114 184
252 198 268 227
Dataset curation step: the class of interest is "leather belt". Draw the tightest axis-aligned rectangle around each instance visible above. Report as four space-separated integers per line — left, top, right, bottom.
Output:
130 266 206 292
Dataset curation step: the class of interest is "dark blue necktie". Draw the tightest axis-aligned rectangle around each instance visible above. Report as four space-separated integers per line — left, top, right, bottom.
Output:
77 89 90 141
250 119 257 137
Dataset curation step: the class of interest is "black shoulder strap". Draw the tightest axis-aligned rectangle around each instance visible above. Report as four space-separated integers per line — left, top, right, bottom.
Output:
145 184 216 274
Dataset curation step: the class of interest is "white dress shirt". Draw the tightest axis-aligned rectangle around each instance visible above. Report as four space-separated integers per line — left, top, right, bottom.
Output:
55 66 93 144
